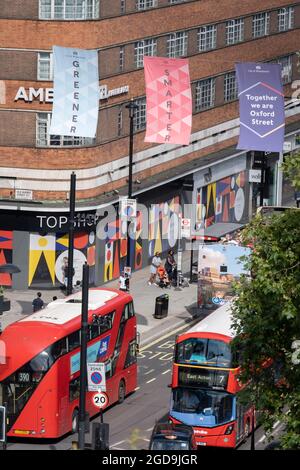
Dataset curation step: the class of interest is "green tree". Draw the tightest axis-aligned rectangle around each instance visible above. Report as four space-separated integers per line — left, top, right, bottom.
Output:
231 209 300 449
282 151 300 191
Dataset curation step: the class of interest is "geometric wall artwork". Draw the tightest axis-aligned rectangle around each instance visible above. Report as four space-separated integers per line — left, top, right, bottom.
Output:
28 234 56 286
196 171 246 229
0 230 13 286
28 231 95 287
103 195 181 283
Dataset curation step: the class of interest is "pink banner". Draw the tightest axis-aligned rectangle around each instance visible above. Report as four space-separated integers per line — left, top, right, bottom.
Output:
144 56 192 145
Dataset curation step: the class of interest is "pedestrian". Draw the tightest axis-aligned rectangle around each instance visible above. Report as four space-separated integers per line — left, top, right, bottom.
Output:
165 249 177 284
62 257 75 290
148 251 162 285
32 292 44 312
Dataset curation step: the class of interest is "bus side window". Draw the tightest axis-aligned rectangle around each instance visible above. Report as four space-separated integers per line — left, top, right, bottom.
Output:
124 340 137 368
67 331 80 352
89 323 100 340
69 377 80 402
99 311 115 334
51 338 68 360
124 302 135 320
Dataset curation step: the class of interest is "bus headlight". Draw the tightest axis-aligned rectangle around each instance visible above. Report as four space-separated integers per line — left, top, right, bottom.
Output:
225 424 234 435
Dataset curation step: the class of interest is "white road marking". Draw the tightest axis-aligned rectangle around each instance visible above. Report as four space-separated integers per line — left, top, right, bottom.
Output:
135 386 140 391
146 378 156 384
111 440 126 447
139 322 197 352
146 427 153 432
162 369 171 375
144 368 155 375
256 420 283 444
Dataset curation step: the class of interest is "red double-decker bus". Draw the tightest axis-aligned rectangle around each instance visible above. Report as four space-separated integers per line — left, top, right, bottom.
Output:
169 303 253 448
0 288 137 438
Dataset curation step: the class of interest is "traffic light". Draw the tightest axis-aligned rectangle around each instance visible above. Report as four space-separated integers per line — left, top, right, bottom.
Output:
0 406 6 443
92 422 109 450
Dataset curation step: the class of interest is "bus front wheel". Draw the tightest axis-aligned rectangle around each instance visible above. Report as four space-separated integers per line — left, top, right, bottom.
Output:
118 380 126 404
71 408 79 434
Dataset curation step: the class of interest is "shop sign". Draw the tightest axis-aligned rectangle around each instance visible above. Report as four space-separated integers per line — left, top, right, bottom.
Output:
14 85 129 103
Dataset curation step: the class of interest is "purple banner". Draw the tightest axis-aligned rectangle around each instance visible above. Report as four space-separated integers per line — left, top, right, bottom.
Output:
236 62 285 152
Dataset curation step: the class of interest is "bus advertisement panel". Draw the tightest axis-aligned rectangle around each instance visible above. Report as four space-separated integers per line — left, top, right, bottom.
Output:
0 288 137 438
169 303 253 448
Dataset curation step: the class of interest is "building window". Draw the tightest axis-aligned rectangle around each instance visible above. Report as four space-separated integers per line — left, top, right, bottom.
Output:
167 31 188 58
39 0 100 20
278 55 292 84
195 78 216 111
119 46 125 72
224 72 238 102
252 12 270 38
278 7 294 31
133 97 146 131
136 0 157 10
38 52 53 81
226 18 244 45
36 113 95 147
118 107 123 136
121 0 126 14
169 0 186 3
198 25 217 52
134 39 157 68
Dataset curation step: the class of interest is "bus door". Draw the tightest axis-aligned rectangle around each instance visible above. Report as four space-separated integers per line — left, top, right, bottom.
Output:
236 402 247 443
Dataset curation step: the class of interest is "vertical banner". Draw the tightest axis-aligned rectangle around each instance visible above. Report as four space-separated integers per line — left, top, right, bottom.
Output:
236 62 285 152
144 56 192 145
50 46 99 138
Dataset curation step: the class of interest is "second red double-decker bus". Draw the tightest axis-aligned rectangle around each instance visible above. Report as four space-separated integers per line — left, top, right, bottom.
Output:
0 288 137 438
169 303 253 448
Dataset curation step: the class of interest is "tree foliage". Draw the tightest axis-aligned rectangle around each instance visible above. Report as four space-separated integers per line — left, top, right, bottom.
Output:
231 209 300 449
282 151 300 191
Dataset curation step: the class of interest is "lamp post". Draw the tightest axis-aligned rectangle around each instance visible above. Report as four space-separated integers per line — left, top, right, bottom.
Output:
67 172 76 296
125 100 138 270
78 262 89 450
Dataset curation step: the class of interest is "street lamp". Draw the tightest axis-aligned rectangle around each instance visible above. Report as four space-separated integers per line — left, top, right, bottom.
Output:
67 172 76 296
125 100 138 270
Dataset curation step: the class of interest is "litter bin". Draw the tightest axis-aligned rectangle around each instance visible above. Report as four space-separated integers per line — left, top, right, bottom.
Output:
154 294 169 319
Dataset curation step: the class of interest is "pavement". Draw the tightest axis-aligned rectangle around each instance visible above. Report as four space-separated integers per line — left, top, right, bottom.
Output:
0 250 199 347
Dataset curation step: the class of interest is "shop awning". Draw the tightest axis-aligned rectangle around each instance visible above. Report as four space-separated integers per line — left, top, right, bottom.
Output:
192 222 245 241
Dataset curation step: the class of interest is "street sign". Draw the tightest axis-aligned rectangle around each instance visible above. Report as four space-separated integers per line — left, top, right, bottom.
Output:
181 218 191 238
212 297 227 306
15 189 33 200
87 363 106 392
249 169 262 183
283 141 292 152
119 198 137 218
92 392 109 409
124 266 132 277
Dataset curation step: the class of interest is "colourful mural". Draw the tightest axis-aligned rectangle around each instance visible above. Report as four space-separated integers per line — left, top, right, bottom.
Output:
0 230 13 286
28 231 96 287
103 195 181 283
196 171 246 229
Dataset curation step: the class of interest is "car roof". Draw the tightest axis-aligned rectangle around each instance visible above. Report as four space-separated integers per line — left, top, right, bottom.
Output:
152 423 193 439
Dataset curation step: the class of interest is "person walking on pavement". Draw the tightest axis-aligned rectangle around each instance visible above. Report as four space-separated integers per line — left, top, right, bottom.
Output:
62 256 75 290
148 252 162 285
165 249 177 285
32 292 44 312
